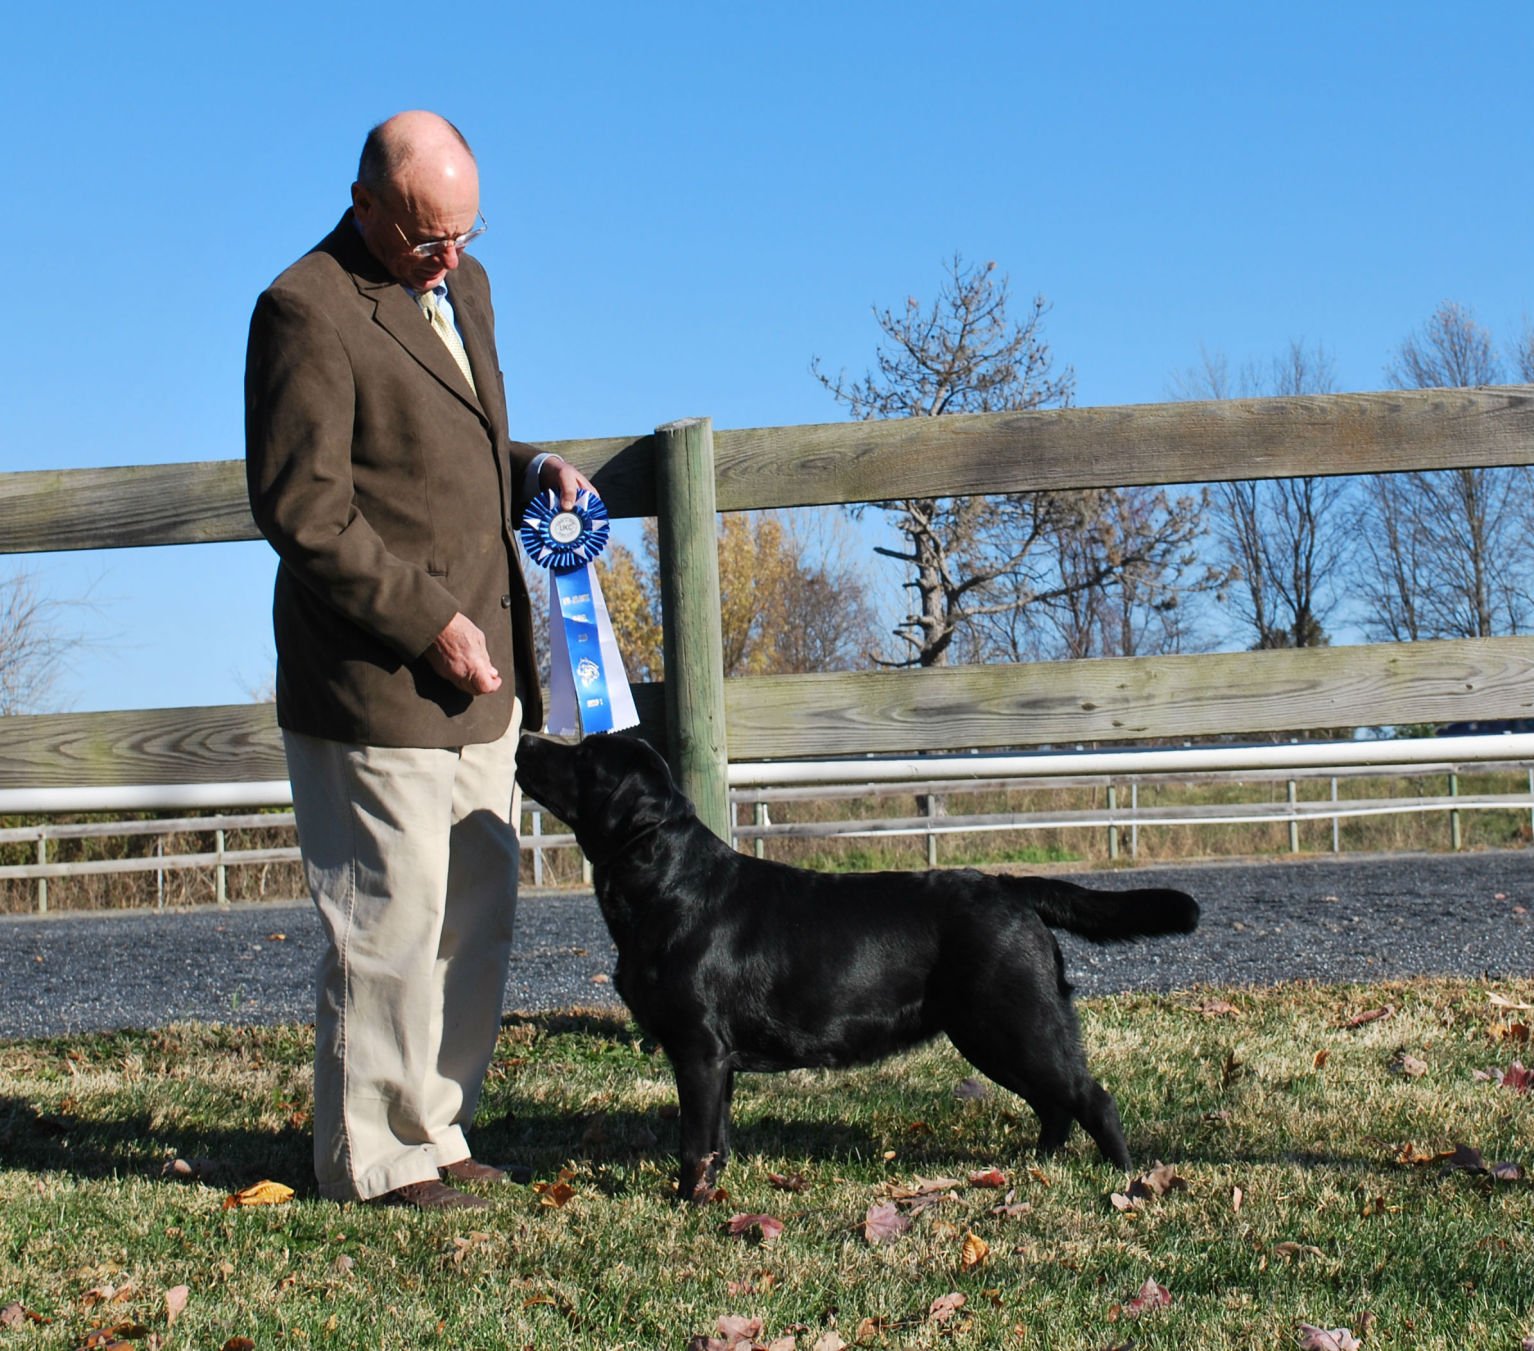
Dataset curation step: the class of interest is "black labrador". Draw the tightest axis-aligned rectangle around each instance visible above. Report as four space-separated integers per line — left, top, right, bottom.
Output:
515 732 1198 1200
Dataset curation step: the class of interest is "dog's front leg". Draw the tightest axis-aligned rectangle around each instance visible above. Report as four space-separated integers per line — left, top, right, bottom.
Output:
673 1055 731 1203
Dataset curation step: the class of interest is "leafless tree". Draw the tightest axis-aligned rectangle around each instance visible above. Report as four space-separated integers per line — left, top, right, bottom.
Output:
0 571 86 715
814 256 1208 666
1171 338 1352 649
1355 301 1533 640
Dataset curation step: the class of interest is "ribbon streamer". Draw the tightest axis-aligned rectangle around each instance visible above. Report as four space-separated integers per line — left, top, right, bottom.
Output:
520 489 639 736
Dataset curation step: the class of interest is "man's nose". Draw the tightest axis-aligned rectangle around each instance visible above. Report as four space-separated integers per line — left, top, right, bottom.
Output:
441 244 462 270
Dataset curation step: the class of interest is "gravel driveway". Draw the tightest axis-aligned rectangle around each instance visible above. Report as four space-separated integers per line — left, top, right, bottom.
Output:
1 851 1530 1041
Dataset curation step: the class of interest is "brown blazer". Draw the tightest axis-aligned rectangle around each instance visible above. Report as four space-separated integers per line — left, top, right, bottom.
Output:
245 212 544 747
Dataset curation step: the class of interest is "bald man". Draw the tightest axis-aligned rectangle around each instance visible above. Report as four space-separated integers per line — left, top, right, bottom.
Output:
246 112 591 1209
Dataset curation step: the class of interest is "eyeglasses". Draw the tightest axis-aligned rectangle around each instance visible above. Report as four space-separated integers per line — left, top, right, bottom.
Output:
394 212 488 259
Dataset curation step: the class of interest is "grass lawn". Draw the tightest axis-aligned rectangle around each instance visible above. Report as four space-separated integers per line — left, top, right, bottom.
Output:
1 978 1531 1349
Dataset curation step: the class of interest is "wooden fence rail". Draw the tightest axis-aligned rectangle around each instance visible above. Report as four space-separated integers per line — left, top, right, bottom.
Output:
2 385 1533 821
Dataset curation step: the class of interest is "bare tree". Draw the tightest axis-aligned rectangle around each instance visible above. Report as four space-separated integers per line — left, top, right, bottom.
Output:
0 571 86 714
599 511 878 680
1355 301 1533 640
1512 322 1534 382
1171 339 1352 649
815 256 1207 666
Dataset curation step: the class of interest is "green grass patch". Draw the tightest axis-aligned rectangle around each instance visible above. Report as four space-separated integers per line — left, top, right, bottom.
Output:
2 979 1532 1348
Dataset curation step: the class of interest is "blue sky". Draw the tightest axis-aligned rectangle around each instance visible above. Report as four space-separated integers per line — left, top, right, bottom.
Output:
2 1 1530 713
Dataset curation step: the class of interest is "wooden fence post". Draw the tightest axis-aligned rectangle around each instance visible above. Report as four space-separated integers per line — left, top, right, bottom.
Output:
655 417 730 840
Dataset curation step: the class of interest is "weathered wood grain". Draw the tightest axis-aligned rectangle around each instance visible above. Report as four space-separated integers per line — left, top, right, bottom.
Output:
6 388 1531 553
720 637 1534 759
0 690 668 790
709 385 1534 510
0 704 288 787
655 418 730 837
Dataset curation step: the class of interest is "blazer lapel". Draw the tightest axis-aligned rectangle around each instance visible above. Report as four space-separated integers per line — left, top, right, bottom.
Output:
323 214 488 422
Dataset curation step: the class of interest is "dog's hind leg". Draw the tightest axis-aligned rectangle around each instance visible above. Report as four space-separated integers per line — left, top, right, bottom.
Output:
672 1054 734 1202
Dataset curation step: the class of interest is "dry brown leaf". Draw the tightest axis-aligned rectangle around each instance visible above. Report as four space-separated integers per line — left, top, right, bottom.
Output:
1491 1021 1531 1043
811 1335 848 1351
960 1233 990 1268
1341 1004 1395 1029
1274 1241 1325 1261
0 1305 25 1329
266 932 287 942
767 1171 807 1192
163 1285 188 1325
1489 993 1534 1011
1193 998 1241 1017
1313 1048 1330 1069
953 1077 989 1100
1393 1052 1429 1078
533 1180 575 1208
331 1254 355 1275
1296 1324 1361 1351
1232 1185 1243 1214
726 1213 783 1243
863 1201 910 1246
222 1179 294 1210
1395 1140 1458 1166
222 1340 256 1351
966 1168 1008 1189
1120 1277 1171 1318
929 1292 967 1324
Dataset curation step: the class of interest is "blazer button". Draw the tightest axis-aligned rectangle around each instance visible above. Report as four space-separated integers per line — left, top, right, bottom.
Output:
500 594 512 608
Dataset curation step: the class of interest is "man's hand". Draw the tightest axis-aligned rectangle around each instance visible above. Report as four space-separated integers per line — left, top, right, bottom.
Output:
427 612 502 695
540 456 596 510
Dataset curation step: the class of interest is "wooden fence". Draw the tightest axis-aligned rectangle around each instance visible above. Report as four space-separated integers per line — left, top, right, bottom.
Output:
2 385 1533 829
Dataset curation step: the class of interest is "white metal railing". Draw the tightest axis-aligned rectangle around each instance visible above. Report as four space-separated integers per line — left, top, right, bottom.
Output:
2 737 1532 912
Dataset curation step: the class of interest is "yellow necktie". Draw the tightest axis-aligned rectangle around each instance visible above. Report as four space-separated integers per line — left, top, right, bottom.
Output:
417 288 478 396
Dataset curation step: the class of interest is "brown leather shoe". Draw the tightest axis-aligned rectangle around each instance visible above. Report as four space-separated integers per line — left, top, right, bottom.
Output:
375 1178 488 1211
441 1157 525 1185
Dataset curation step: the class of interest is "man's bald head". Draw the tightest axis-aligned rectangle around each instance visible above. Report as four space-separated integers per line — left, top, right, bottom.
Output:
351 111 482 291
357 111 475 196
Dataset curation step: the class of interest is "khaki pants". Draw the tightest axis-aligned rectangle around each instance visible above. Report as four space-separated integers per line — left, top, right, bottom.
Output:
283 706 522 1201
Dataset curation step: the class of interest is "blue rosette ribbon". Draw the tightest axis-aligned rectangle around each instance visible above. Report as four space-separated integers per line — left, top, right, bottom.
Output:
519 489 639 736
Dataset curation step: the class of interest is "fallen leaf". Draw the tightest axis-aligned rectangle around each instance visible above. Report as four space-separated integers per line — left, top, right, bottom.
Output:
1395 1140 1458 1166
1194 998 1241 1017
715 1314 763 1347
1274 1241 1326 1261
726 1213 783 1243
953 1077 990 1100
960 1233 989 1268
266 932 287 942
1443 1143 1488 1174
1489 993 1534 1011
1492 1161 1525 1182
590 973 610 985
1313 1049 1330 1069
990 1187 1032 1219
863 1202 911 1245
811 1335 848 1351
331 1254 355 1275
929 1292 967 1324
888 1175 963 1199
223 1340 256 1351
767 1171 807 1192
966 1168 1008 1189
532 1180 575 1208
1502 1062 1533 1094
1393 1052 1428 1078
1121 1277 1171 1318
163 1285 188 1325
1341 1004 1395 1029
1232 1185 1243 1214
0 1305 24 1329
222 1179 295 1210
1296 1324 1361 1351
1126 1162 1187 1202
1491 1022 1531 1043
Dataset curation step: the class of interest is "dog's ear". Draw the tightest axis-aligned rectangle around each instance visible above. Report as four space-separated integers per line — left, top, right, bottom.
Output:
580 734 695 838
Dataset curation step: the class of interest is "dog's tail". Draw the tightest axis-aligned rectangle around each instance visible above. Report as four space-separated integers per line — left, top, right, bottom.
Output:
1025 878 1199 942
